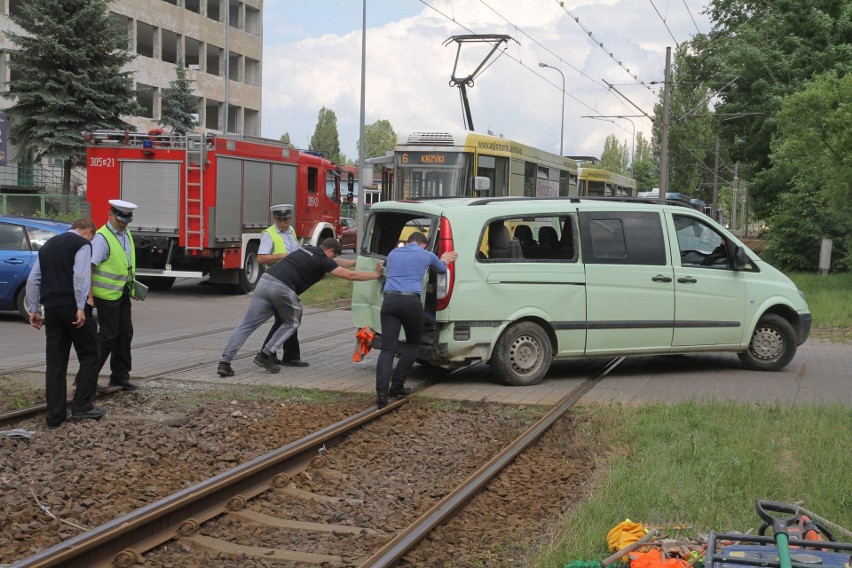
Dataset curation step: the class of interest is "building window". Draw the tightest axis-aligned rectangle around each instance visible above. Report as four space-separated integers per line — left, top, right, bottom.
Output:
136 83 157 119
162 30 180 64
136 22 156 59
185 37 202 70
227 105 241 133
206 45 222 77
228 52 241 82
185 0 201 14
245 5 261 35
206 0 222 22
244 109 260 137
244 57 260 86
205 99 221 130
229 0 240 29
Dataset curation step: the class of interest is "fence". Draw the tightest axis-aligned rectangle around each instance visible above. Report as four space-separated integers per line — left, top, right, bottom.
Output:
0 193 89 218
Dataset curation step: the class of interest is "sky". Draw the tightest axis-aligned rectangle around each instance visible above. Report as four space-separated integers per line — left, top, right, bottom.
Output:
260 0 712 164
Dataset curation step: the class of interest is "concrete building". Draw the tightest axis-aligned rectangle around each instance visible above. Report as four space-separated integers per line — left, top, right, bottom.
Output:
0 0 263 138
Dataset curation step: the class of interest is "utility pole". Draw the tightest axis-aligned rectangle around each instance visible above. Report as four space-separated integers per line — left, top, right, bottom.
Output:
731 163 739 233
356 0 367 249
741 180 748 236
711 136 719 221
658 47 672 203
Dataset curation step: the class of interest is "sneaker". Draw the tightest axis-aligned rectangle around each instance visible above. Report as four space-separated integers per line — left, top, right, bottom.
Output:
70 407 107 421
376 397 389 409
108 379 140 391
95 384 108 394
389 386 412 397
217 361 234 377
253 352 281 373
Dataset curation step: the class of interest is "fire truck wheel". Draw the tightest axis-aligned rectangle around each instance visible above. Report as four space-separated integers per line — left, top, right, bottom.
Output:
233 241 261 294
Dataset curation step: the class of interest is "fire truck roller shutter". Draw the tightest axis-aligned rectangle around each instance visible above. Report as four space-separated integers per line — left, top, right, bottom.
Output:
243 160 272 227
215 157 243 241
271 163 298 218
120 161 181 233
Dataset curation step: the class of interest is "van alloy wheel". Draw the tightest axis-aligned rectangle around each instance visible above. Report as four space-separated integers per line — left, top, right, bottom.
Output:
492 321 552 386
737 314 797 372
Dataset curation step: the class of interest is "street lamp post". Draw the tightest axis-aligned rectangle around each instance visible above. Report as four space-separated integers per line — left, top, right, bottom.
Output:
538 63 565 156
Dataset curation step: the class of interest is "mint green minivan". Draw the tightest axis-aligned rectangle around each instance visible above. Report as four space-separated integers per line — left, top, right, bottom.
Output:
351 197 812 386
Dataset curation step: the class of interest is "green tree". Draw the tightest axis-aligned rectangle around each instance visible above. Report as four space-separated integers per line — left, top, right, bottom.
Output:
309 107 342 164
279 132 295 148
761 71 852 271
159 62 197 135
631 132 658 192
599 134 629 175
691 0 851 217
359 119 396 161
3 0 141 194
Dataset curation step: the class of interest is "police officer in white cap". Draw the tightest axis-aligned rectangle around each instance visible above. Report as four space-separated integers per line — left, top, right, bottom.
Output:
232 203 308 375
90 199 141 392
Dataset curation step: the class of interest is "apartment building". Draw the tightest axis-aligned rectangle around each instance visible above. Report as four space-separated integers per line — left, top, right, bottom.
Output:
0 0 263 137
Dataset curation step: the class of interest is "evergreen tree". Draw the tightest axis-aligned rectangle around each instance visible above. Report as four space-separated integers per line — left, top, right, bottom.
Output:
3 0 141 194
159 62 198 135
309 107 342 164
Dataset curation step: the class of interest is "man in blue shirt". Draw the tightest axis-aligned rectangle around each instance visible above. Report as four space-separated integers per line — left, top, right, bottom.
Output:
375 231 457 408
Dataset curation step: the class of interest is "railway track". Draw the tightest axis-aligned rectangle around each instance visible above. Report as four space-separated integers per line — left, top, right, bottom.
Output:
9 357 624 568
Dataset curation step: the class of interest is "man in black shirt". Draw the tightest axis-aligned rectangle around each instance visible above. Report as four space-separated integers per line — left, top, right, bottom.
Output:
217 238 383 376
25 218 107 429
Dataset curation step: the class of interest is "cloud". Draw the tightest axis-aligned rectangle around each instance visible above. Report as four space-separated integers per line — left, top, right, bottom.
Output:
262 0 709 161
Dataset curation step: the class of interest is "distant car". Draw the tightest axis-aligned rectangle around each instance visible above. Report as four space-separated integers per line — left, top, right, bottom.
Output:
339 217 357 252
0 215 71 321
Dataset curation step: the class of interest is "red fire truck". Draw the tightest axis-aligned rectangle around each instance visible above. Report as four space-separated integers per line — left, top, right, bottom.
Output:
85 130 343 293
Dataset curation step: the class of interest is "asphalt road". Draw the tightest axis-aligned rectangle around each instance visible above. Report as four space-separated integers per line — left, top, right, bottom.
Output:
2 276 849 407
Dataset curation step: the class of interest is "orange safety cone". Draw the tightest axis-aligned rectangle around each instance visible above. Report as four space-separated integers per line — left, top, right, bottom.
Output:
353 326 374 362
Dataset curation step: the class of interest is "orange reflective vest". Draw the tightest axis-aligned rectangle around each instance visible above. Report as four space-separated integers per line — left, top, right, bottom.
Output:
353 326 374 362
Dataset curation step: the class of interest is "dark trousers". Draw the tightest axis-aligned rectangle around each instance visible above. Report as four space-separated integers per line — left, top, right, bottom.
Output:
264 312 301 360
94 291 133 383
376 293 424 398
44 305 100 427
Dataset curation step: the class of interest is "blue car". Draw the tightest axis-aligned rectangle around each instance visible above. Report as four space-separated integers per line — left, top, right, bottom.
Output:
0 215 71 321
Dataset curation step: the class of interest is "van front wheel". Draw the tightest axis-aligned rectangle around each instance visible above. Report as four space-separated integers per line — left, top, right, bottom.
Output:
492 322 552 386
737 314 797 371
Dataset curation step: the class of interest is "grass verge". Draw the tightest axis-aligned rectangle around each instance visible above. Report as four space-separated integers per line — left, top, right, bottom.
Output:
299 275 355 309
537 401 852 567
789 272 852 341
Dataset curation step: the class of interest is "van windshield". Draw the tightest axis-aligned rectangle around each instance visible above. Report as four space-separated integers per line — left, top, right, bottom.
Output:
364 211 437 257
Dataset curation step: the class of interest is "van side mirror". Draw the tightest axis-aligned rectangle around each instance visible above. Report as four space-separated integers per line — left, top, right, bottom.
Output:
733 245 749 270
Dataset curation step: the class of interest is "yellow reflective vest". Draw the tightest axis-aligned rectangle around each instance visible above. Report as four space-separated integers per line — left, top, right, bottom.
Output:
261 225 295 268
92 226 136 300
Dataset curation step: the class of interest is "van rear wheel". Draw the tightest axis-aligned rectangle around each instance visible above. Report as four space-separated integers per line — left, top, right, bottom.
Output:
492 322 552 386
737 314 797 371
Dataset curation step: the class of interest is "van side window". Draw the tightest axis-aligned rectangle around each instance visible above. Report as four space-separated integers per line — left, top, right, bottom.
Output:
580 211 666 265
477 215 577 262
673 214 728 268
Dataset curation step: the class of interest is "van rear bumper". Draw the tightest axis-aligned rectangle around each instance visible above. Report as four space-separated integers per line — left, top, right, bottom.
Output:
798 313 812 345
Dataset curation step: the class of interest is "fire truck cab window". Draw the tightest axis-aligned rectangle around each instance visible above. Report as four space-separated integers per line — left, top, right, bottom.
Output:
307 167 318 194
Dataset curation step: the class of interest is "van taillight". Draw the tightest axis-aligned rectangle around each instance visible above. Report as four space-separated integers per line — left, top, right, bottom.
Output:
436 217 454 311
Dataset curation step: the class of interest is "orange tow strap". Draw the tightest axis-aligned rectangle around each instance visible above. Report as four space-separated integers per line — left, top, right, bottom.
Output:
353 326 374 362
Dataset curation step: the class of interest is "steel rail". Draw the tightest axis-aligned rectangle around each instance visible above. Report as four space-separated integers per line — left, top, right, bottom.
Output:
11 398 407 568
358 356 625 567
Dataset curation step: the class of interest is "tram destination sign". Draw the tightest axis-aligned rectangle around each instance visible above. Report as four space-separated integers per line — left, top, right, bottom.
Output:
401 151 455 165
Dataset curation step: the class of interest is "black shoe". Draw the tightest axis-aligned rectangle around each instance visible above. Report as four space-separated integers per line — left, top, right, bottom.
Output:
376 397 388 409
108 380 139 391
70 407 107 421
95 384 108 394
47 421 65 430
217 361 234 377
389 386 412 397
253 352 281 373
281 359 310 368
